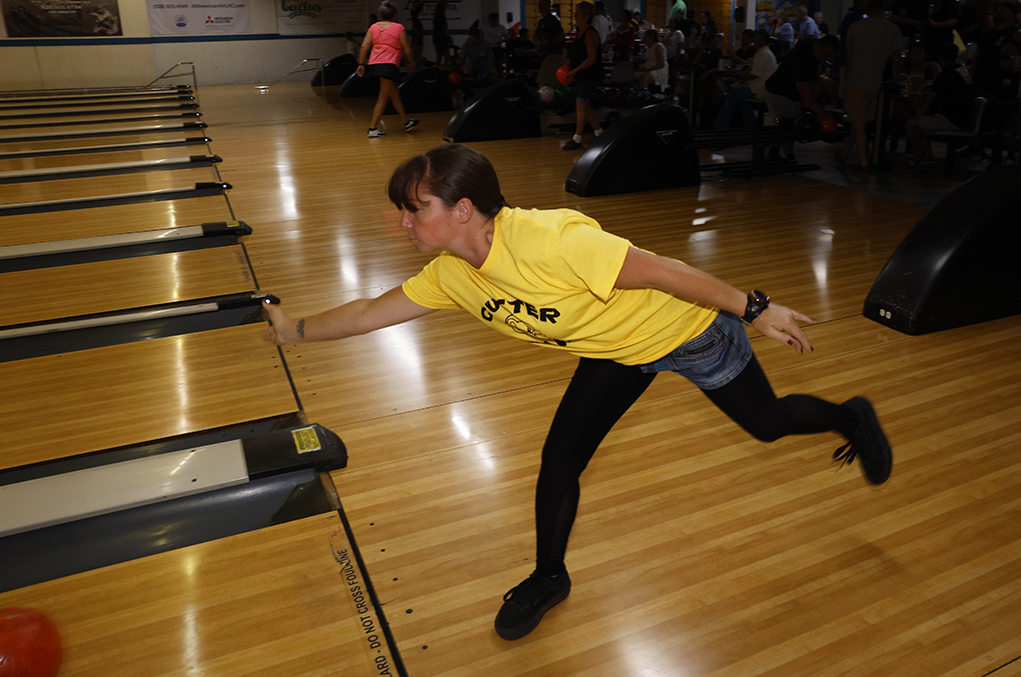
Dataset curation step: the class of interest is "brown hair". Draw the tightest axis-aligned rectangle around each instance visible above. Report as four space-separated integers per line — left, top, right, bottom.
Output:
378 1 397 20
387 145 508 218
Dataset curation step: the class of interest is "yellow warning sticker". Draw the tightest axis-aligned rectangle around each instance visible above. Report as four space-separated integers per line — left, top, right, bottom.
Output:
291 427 322 454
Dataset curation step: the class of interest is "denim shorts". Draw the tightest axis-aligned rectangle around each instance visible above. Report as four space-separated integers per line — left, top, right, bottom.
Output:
575 76 599 102
638 311 753 390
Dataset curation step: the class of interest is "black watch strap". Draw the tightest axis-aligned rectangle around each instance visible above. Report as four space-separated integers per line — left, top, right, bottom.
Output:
741 290 770 324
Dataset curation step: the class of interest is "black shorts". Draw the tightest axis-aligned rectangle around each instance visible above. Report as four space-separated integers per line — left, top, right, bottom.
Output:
365 63 400 81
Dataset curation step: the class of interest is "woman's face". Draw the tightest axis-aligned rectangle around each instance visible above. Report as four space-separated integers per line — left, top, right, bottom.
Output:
399 185 458 253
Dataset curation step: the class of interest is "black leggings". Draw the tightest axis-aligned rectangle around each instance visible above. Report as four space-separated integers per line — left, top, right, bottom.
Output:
533 354 858 576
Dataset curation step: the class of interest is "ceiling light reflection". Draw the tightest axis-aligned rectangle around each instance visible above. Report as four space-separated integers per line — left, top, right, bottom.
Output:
333 236 361 287
450 410 474 443
687 229 717 261
372 324 425 397
275 146 298 220
181 603 203 676
618 634 695 677
173 336 191 434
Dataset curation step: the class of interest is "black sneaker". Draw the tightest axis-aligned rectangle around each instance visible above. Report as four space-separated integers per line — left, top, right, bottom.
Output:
561 139 583 151
494 570 571 640
833 396 892 485
404 118 419 131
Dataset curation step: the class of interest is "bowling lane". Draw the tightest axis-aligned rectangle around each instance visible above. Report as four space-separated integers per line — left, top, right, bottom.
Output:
0 122 208 153
1 165 221 205
0 88 193 107
1 245 254 328
0 114 202 135
0 324 298 471
0 144 213 173
0 512 399 677
0 95 196 113
0 196 234 248
0 128 206 156
0 154 220 184
0 102 198 123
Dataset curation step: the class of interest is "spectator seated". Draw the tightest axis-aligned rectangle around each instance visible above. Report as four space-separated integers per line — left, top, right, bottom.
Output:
929 96 988 175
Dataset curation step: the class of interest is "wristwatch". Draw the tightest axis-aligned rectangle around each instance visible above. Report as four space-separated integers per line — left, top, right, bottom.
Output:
741 290 770 324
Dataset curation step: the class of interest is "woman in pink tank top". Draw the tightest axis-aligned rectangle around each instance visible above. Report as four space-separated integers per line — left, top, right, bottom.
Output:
357 1 419 136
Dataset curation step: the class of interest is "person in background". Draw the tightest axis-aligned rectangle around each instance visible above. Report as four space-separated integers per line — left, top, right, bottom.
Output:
610 9 637 61
405 1 424 67
535 0 566 56
839 0 867 53
458 26 496 76
482 12 508 70
764 35 841 158
815 11 829 35
730 28 757 67
507 27 542 71
671 0 688 23
561 1 604 150
794 5 821 40
887 41 942 152
957 0 995 44
432 0 453 69
691 31 724 98
923 0 960 61
905 42 972 170
713 29 778 128
971 0 1021 101
592 1 612 45
636 29 669 91
700 9 717 36
663 16 686 71
772 9 795 51
346 31 362 58
358 1 419 137
889 0 928 41
838 0 903 171
901 41 942 83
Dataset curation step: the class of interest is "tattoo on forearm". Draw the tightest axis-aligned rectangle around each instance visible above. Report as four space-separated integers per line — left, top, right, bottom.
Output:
296 318 306 339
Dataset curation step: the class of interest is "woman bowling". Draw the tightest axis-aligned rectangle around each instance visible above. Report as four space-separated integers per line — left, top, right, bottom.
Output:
263 143 892 641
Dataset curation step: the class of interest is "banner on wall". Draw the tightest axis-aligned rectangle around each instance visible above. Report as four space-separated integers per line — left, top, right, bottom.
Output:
147 0 252 34
755 0 797 30
1 0 122 37
275 0 368 35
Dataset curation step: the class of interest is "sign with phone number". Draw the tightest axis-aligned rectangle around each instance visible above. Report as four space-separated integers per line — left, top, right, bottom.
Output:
147 0 252 34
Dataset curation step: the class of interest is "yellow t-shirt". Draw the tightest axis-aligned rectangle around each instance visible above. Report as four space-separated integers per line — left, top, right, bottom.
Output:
402 206 717 365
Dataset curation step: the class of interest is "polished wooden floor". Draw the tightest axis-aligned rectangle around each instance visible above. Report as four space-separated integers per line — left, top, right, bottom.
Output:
2 82 1020 676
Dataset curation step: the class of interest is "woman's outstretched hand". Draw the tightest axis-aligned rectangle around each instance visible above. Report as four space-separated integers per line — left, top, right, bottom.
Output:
263 299 303 345
751 304 815 354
